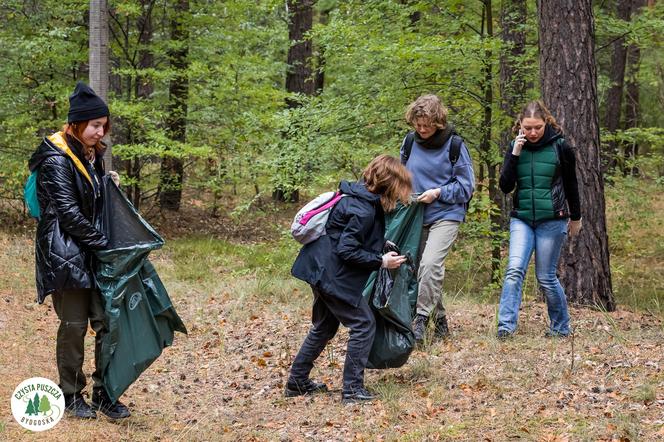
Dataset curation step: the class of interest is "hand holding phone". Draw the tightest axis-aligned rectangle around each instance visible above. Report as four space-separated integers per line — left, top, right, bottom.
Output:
513 128 526 155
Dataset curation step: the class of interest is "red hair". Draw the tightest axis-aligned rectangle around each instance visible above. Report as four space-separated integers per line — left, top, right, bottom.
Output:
61 118 111 161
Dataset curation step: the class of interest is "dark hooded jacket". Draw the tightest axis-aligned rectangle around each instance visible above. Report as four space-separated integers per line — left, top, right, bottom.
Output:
499 124 581 225
291 180 385 307
29 132 108 303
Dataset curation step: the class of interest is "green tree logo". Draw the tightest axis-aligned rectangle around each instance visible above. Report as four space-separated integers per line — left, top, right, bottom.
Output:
38 395 51 415
32 393 40 413
25 398 37 416
12 377 65 431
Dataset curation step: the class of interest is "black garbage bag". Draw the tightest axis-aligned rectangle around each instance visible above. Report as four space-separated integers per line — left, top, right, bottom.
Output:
367 246 416 369
94 176 186 403
372 241 399 307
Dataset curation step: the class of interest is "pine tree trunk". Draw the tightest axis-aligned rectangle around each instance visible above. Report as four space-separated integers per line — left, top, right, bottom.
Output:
159 0 190 211
314 6 332 94
538 0 615 310
603 0 633 172
478 0 502 282
498 0 528 231
89 0 111 169
274 0 315 203
285 0 315 107
623 0 646 176
126 0 155 209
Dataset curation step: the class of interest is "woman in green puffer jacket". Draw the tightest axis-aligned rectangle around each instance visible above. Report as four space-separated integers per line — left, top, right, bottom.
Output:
496 100 582 339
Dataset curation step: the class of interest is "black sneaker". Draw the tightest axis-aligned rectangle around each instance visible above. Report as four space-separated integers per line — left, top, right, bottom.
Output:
434 315 450 339
91 388 131 419
413 314 428 344
64 393 97 419
284 379 329 397
341 387 376 404
497 329 513 340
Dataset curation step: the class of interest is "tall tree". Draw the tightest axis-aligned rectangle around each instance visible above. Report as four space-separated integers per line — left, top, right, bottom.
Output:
285 0 315 106
107 0 156 209
159 0 190 211
623 0 647 176
274 0 315 202
90 0 111 169
603 0 634 172
539 0 615 310
478 0 503 282
499 0 528 211
314 4 334 94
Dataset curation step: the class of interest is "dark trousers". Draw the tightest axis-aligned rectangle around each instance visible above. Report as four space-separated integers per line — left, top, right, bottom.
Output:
289 286 376 392
51 289 107 395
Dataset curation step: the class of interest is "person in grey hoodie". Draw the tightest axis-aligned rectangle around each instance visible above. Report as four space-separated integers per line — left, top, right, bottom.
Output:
400 94 475 343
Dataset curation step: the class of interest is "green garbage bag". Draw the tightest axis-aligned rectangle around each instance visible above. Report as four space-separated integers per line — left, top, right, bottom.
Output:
95 177 186 403
363 201 424 369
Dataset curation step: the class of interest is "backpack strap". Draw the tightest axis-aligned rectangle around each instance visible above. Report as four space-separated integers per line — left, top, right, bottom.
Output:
402 131 464 166
401 131 415 164
448 134 462 166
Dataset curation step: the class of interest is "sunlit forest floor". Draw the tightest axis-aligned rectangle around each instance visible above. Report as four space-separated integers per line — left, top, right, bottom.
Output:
0 176 662 441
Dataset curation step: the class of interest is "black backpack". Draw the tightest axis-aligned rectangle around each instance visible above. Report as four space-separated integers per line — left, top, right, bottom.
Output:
401 131 464 167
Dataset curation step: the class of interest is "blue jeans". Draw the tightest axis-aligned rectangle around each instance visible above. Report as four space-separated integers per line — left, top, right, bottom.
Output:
498 218 570 335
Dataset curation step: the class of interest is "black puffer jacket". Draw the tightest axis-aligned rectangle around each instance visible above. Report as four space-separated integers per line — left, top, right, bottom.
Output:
29 132 108 303
291 180 385 307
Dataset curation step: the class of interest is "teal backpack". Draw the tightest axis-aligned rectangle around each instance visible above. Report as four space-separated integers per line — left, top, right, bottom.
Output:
24 170 41 220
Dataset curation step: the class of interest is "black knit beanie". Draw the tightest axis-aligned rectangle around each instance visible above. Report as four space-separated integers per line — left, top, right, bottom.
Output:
67 81 109 123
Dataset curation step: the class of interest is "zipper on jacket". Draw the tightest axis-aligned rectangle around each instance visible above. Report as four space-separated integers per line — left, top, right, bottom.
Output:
530 151 535 224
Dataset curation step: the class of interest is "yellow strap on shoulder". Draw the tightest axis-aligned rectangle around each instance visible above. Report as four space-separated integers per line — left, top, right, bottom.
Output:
47 132 93 185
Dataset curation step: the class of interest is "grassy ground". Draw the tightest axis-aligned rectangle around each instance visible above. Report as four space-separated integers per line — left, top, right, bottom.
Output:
0 178 662 441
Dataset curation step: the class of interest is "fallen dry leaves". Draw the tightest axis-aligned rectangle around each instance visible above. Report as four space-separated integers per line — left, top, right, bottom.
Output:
0 228 662 441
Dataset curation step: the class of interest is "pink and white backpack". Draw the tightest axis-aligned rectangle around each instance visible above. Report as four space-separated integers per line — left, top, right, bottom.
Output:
291 191 345 244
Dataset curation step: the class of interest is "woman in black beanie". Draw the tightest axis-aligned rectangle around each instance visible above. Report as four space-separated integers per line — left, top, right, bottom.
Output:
28 81 130 419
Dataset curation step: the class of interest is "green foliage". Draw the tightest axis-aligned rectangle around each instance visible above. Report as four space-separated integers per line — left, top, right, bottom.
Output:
0 1 661 319
605 175 663 315
0 0 87 206
167 235 298 283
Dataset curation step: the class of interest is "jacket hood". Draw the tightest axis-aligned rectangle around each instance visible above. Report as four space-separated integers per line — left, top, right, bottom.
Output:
339 180 381 204
524 124 563 151
29 137 66 172
28 132 94 185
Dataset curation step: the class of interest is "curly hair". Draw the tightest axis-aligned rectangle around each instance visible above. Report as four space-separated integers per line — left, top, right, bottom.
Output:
512 100 562 134
404 94 448 129
363 154 412 212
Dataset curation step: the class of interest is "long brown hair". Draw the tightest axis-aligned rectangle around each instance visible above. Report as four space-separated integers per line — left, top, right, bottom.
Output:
512 100 562 134
61 119 111 161
363 154 412 212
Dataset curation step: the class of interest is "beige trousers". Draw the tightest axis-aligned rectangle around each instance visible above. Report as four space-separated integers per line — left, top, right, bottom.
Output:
415 219 460 318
